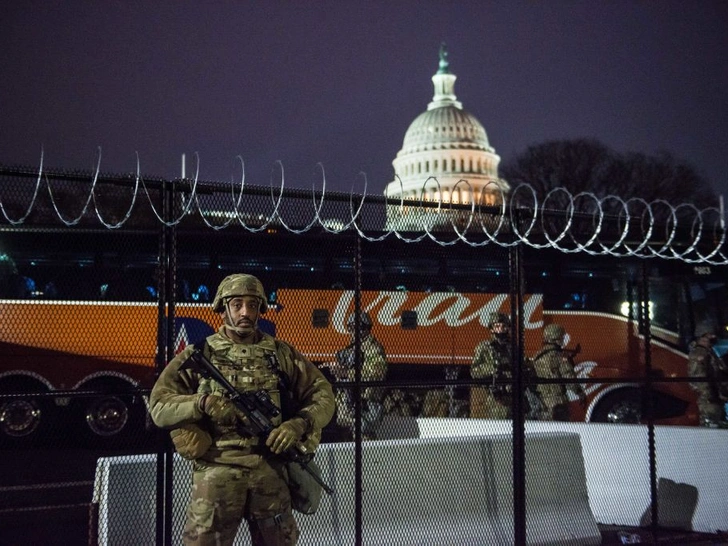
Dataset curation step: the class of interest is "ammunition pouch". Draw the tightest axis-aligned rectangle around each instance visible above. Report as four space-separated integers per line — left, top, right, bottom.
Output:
286 456 324 514
170 424 213 460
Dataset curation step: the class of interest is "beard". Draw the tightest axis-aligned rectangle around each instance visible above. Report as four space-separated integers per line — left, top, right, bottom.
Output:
225 316 256 336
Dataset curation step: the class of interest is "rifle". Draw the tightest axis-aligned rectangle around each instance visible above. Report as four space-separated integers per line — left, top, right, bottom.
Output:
180 347 334 495
563 343 582 357
533 342 582 361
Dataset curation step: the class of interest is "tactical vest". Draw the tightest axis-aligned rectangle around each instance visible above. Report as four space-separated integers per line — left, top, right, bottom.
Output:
199 334 284 448
488 339 513 380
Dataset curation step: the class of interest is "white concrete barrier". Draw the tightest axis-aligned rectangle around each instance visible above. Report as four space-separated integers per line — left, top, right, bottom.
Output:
417 418 728 534
93 431 600 545
319 432 600 545
92 453 188 545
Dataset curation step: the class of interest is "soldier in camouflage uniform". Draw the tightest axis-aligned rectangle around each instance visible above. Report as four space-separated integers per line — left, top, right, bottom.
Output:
470 312 514 419
531 324 586 421
688 319 728 427
327 311 388 440
150 274 335 546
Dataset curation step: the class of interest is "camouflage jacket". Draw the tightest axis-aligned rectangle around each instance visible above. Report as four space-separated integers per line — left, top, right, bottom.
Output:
531 342 584 408
336 334 388 402
150 327 335 465
688 340 728 403
471 338 512 382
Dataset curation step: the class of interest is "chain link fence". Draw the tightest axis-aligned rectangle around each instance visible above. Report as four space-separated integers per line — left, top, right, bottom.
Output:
1 166 727 544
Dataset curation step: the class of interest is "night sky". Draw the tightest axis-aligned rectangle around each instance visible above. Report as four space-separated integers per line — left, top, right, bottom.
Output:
2 1 727 203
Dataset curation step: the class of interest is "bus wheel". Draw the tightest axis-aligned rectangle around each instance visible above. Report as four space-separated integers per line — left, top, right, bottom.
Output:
0 377 54 446
591 389 642 424
85 395 130 437
0 398 43 438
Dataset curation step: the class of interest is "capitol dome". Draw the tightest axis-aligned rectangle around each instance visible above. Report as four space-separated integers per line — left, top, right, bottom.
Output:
384 45 508 224
400 101 493 155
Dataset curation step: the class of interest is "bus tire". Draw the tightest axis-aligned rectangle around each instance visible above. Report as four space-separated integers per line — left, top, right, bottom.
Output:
75 379 146 448
0 378 55 446
591 388 643 424
85 394 130 438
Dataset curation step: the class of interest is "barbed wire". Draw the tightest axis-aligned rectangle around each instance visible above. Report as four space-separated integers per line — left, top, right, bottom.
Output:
0 152 725 265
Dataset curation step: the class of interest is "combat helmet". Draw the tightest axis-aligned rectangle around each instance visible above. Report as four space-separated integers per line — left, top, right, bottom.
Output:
486 312 510 329
543 324 566 344
212 274 268 314
347 311 373 331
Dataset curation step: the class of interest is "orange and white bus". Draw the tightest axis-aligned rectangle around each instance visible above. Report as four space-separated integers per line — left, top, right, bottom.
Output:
1 227 726 447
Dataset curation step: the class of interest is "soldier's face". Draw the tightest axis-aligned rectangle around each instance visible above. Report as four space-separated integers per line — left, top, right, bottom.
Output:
220 296 260 334
492 322 509 337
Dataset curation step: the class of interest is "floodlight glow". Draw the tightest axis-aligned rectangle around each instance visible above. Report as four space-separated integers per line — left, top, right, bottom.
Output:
620 301 654 319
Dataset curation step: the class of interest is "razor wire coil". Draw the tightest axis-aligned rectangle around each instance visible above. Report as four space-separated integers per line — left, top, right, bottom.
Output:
1 154 725 266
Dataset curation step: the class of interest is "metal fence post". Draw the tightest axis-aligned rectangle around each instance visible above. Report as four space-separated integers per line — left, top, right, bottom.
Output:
509 220 526 545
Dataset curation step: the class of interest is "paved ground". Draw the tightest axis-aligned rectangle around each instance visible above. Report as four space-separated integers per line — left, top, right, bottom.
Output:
600 525 728 545
2 514 728 546
0 506 88 546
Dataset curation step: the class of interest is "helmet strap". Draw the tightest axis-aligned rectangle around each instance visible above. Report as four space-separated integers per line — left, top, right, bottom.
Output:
223 297 258 337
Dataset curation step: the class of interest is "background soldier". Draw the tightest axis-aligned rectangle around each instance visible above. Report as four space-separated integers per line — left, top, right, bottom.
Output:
327 311 388 440
470 312 515 419
531 323 587 421
688 319 728 427
150 274 334 546
470 312 541 419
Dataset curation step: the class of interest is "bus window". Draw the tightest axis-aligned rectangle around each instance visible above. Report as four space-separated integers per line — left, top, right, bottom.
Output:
648 277 680 333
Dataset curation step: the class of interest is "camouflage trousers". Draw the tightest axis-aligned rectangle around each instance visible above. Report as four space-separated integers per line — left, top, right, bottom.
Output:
469 387 511 419
540 402 570 422
538 393 570 421
695 391 726 426
183 458 299 546
335 390 384 438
